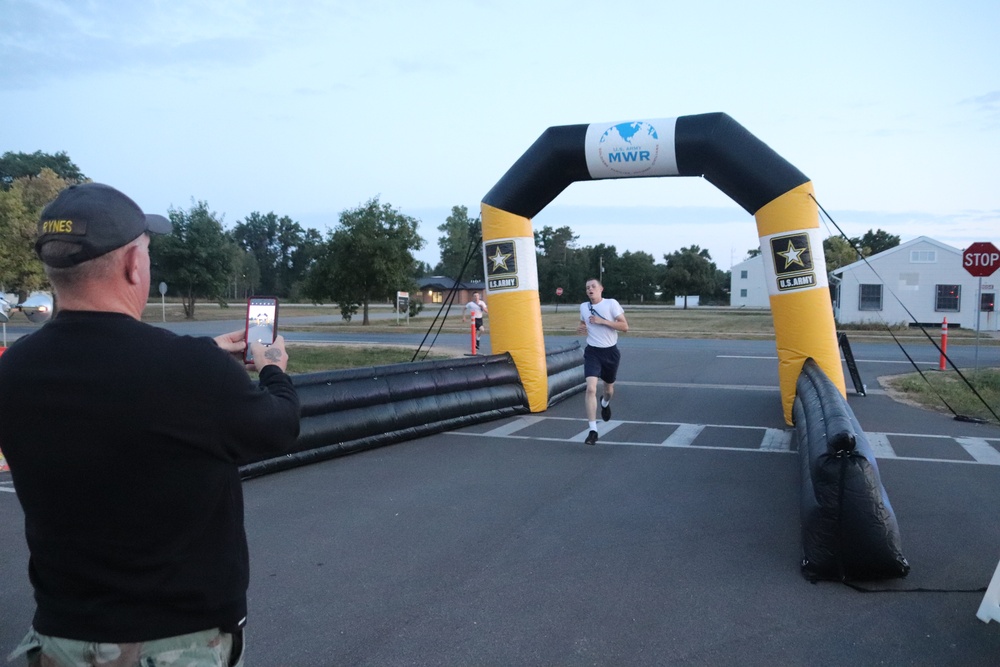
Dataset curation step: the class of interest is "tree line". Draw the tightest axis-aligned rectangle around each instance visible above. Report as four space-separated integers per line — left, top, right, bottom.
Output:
0 150 900 320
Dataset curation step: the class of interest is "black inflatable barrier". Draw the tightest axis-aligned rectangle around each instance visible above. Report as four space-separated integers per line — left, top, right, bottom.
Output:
545 341 585 407
239 353 529 479
795 358 910 581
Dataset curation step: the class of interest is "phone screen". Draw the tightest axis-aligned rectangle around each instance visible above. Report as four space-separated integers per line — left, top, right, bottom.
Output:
244 297 279 363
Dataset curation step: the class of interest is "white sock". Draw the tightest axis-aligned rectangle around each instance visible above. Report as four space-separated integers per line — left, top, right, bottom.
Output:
601 397 610 408
589 420 598 431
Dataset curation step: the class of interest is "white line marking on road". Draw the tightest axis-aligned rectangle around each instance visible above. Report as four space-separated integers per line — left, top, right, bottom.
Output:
449 417 1000 465
482 416 545 437
615 381 779 392
661 424 704 447
718 355 937 365
956 437 1000 465
865 432 896 458
760 428 793 452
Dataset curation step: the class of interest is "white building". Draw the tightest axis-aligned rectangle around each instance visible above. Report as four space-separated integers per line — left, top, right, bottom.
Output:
673 295 700 308
729 255 770 308
832 236 998 332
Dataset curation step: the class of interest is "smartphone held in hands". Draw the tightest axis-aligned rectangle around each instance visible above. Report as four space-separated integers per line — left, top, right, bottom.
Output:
244 297 279 363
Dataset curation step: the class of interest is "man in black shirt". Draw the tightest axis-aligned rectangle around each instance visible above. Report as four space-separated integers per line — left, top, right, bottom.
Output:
0 183 300 666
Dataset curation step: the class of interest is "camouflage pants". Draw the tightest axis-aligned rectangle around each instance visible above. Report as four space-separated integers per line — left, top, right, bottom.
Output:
7 627 245 667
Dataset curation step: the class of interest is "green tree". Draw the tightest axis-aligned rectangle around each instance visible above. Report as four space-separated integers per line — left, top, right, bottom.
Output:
1 151 85 190
286 228 323 300
534 225 579 262
588 244 619 288
535 225 583 303
609 250 658 304
150 201 235 319
660 245 717 309
850 228 900 257
302 197 424 325
434 205 482 281
414 260 433 278
231 212 321 298
824 236 866 273
705 268 732 306
230 248 261 300
0 168 67 299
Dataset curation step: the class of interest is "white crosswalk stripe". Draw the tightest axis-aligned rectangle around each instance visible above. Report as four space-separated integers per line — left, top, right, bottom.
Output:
451 415 1000 466
957 437 1000 465
760 428 793 452
867 432 897 458
660 423 704 447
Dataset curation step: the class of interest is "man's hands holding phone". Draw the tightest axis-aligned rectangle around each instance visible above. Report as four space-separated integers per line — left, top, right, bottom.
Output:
249 335 288 372
214 330 289 373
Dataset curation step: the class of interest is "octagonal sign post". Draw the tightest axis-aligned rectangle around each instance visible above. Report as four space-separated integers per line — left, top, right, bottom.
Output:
963 242 1000 278
962 242 999 370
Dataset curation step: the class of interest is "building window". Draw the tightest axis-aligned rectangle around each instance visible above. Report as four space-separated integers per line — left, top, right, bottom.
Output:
432 291 443 304
740 289 747 297
859 284 882 311
740 270 748 279
910 250 936 263
935 284 960 311
981 293 995 313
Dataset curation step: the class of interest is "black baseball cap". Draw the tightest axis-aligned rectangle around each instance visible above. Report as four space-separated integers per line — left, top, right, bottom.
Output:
35 183 172 268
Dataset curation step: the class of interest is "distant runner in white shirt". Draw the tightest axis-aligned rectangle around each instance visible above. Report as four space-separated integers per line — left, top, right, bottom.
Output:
576 278 628 446
462 291 489 351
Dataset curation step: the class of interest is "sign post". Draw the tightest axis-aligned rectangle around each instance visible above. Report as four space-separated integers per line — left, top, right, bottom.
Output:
555 286 563 313
962 242 1000 371
396 291 409 325
158 282 168 322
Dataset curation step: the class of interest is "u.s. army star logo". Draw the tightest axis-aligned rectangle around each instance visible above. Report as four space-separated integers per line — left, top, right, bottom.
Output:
485 240 518 291
769 233 817 291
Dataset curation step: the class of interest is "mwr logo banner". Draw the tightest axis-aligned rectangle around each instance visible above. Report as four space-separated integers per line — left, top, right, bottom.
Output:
585 118 679 179
485 237 538 294
760 228 828 296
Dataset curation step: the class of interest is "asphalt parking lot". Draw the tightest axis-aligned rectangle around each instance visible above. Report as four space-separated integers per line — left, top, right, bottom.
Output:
2 336 1000 666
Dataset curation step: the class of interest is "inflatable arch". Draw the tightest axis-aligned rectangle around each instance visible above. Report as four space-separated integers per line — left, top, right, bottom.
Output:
480 112 846 424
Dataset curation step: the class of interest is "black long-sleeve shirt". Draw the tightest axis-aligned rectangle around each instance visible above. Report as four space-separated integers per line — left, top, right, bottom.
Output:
0 310 300 642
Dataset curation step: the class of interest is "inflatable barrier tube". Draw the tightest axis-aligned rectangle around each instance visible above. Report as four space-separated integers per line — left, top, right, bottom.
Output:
795 359 909 581
545 341 585 407
240 353 529 479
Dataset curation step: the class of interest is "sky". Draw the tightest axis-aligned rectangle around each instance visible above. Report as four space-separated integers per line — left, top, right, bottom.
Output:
3 0 999 274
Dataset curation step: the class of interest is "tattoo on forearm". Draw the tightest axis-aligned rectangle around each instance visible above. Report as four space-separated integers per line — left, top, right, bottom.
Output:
263 347 283 362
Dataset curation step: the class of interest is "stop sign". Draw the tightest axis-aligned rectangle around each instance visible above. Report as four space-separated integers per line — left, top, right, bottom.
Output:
963 242 1000 277
555 287 563 296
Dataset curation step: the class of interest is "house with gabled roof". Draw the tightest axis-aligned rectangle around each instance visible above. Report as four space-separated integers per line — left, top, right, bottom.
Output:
416 276 486 307
831 236 997 331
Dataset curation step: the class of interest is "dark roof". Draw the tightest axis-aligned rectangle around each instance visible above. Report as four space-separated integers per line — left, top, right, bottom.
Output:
417 276 485 291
